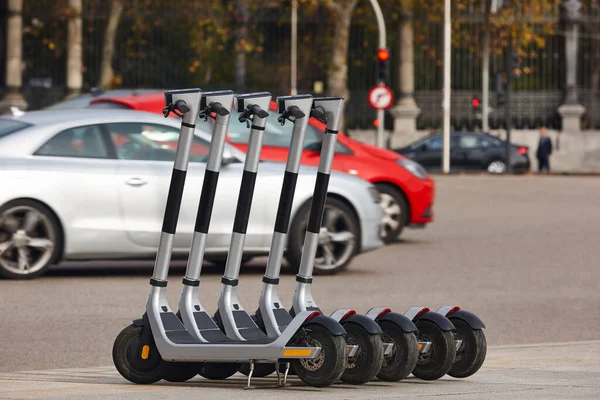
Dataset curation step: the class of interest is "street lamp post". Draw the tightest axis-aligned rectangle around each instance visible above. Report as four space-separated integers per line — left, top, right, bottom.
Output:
291 0 298 95
442 0 451 173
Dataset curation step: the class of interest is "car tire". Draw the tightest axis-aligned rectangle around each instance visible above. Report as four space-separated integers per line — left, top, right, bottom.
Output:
0 199 62 280
375 183 409 243
286 197 359 276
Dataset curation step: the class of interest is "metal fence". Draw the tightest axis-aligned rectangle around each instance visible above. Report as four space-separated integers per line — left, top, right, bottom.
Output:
2 0 599 129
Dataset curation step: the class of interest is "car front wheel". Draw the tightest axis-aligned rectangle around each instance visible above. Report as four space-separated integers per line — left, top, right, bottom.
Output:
0 200 62 280
286 197 359 275
375 183 408 243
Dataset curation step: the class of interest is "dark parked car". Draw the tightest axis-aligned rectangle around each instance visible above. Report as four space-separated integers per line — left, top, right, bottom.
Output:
395 131 530 174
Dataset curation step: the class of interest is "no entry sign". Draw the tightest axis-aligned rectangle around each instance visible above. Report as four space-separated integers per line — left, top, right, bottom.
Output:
368 84 394 110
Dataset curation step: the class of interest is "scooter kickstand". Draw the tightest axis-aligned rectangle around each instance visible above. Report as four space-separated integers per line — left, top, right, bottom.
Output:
275 363 282 387
283 362 290 386
244 360 255 389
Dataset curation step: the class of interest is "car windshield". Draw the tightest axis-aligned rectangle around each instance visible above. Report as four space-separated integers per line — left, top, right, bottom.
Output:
0 119 32 139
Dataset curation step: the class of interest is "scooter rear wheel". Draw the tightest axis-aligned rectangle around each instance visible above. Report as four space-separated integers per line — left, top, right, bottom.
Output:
447 318 487 378
199 362 240 380
412 320 455 381
376 321 419 382
238 363 276 377
340 322 384 385
162 361 204 382
112 324 166 384
291 323 347 387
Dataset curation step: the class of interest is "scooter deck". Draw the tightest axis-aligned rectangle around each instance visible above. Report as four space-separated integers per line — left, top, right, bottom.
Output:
214 309 273 343
164 310 271 344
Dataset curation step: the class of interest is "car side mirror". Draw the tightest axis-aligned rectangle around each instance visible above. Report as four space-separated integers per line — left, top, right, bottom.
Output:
304 141 323 152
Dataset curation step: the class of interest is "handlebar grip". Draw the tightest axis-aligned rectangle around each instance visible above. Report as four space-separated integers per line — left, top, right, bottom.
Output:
174 100 190 114
210 102 230 116
310 106 327 123
288 106 305 119
249 104 269 119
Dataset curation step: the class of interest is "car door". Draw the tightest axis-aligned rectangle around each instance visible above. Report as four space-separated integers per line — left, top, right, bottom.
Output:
31 124 122 250
413 135 444 168
457 134 487 170
106 122 265 251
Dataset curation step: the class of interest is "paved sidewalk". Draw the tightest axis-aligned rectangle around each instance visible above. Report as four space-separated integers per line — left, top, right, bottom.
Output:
1 340 599 400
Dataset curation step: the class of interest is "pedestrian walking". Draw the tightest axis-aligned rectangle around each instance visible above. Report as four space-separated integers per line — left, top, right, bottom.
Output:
536 126 552 173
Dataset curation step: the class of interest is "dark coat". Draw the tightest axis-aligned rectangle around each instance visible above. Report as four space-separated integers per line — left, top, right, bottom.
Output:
536 136 552 159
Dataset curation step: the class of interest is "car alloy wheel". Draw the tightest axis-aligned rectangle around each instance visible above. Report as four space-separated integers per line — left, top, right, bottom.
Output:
0 205 56 277
286 197 359 275
379 193 402 240
313 205 356 272
487 160 507 174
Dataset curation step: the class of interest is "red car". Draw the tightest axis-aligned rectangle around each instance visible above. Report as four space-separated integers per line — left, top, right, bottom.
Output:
89 93 435 242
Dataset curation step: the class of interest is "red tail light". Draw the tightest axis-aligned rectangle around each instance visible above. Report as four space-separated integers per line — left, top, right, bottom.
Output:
518 147 527 155
306 311 321 320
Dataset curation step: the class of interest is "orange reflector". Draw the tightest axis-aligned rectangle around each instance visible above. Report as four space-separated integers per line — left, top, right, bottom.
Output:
283 349 313 357
417 343 423 351
141 345 150 360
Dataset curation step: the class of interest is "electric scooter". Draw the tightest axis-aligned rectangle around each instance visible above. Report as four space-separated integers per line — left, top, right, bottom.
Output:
247 95 408 386
112 88 348 389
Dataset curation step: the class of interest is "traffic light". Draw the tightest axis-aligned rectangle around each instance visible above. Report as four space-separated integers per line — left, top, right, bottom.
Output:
377 47 390 83
471 95 481 112
510 53 523 80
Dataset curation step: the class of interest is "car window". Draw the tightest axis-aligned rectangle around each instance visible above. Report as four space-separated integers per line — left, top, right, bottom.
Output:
0 119 32 139
227 113 351 154
423 136 443 151
480 136 501 148
104 123 210 162
459 135 480 149
35 125 109 158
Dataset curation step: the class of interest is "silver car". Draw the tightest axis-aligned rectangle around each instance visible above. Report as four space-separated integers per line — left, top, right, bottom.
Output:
0 109 382 279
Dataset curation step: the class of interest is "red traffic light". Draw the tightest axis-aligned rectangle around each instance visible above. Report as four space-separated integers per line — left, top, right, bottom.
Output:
471 97 480 108
377 48 389 61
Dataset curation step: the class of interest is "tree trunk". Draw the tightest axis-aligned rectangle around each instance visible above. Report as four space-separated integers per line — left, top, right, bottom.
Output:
98 0 124 89
66 0 83 98
233 0 248 91
326 0 359 132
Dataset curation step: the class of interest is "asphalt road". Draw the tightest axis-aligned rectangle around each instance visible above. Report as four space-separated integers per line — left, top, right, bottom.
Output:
1 175 599 374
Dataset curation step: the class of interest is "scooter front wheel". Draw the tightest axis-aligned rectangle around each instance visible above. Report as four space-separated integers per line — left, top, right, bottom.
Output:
447 318 487 378
162 361 204 382
112 324 166 384
376 321 419 382
291 323 347 388
412 320 455 381
199 362 240 380
340 322 384 385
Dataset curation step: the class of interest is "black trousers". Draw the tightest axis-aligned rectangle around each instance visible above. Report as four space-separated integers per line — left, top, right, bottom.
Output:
538 156 550 172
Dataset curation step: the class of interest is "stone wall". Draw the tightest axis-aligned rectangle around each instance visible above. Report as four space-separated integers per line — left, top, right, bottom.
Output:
347 129 600 173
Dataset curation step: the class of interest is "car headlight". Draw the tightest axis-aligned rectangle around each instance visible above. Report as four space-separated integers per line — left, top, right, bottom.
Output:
396 158 427 180
368 186 382 203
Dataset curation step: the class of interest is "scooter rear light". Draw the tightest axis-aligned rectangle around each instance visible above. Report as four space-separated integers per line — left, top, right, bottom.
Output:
377 308 392 319
306 311 322 320
341 310 357 320
415 307 430 318
518 147 527 154
445 306 461 316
